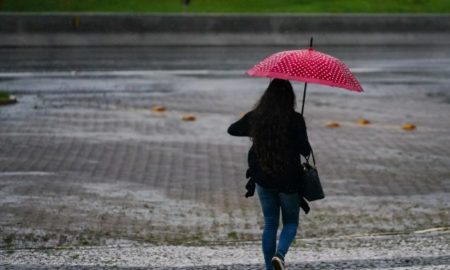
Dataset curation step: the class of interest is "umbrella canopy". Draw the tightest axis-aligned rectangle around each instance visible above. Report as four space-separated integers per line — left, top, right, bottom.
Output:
246 48 363 92
246 38 363 115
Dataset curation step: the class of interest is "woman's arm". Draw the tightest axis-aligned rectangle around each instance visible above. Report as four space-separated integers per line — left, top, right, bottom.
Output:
227 112 251 137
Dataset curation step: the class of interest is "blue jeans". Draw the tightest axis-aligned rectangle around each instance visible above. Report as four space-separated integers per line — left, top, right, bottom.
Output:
256 184 300 270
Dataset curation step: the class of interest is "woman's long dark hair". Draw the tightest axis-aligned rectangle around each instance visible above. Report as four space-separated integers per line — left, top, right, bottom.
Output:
250 79 296 175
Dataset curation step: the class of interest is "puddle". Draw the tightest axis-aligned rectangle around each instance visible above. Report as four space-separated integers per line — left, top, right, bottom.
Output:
0 171 55 176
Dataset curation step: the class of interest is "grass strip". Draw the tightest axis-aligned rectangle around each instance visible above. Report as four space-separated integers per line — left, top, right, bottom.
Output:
1 0 449 13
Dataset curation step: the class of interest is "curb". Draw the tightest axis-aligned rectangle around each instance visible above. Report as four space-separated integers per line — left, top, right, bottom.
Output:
0 13 449 46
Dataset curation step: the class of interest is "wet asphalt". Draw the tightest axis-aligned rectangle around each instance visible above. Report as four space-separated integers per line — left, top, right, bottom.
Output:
0 45 449 269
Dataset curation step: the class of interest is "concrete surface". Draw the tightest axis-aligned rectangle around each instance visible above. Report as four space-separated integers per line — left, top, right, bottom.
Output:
1 233 449 269
0 45 449 268
0 13 449 46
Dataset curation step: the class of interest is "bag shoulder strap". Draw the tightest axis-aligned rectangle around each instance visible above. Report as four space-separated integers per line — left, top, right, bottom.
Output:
305 148 316 167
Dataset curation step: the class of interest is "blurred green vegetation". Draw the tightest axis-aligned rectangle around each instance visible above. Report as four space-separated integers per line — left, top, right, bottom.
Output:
0 0 449 13
0 91 11 100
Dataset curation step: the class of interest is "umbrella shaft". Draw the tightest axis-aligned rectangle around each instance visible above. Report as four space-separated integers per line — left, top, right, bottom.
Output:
301 82 308 115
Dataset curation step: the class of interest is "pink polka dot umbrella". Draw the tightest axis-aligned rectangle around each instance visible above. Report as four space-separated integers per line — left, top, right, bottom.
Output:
246 38 363 114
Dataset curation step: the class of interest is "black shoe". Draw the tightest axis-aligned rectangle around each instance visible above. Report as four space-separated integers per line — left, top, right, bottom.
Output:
271 255 285 270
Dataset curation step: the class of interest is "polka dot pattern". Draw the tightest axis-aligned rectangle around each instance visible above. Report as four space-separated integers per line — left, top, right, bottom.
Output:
246 48 363 92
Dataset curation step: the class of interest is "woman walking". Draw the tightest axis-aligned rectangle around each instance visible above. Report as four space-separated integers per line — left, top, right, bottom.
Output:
227 79 311 270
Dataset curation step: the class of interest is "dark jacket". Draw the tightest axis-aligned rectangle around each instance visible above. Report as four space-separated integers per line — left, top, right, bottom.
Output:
227 110 312 193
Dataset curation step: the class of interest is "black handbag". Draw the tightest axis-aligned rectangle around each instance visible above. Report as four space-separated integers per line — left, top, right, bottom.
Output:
300 149 325 201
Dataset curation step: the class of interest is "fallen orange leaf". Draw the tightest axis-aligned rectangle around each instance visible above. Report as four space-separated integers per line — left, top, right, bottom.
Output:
182 114 196 121
357 118 370 126
402 123 416 131
326 121 340 128
152 105 166 112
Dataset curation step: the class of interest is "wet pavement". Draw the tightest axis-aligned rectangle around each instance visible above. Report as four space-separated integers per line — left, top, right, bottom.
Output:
0 45 449 269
